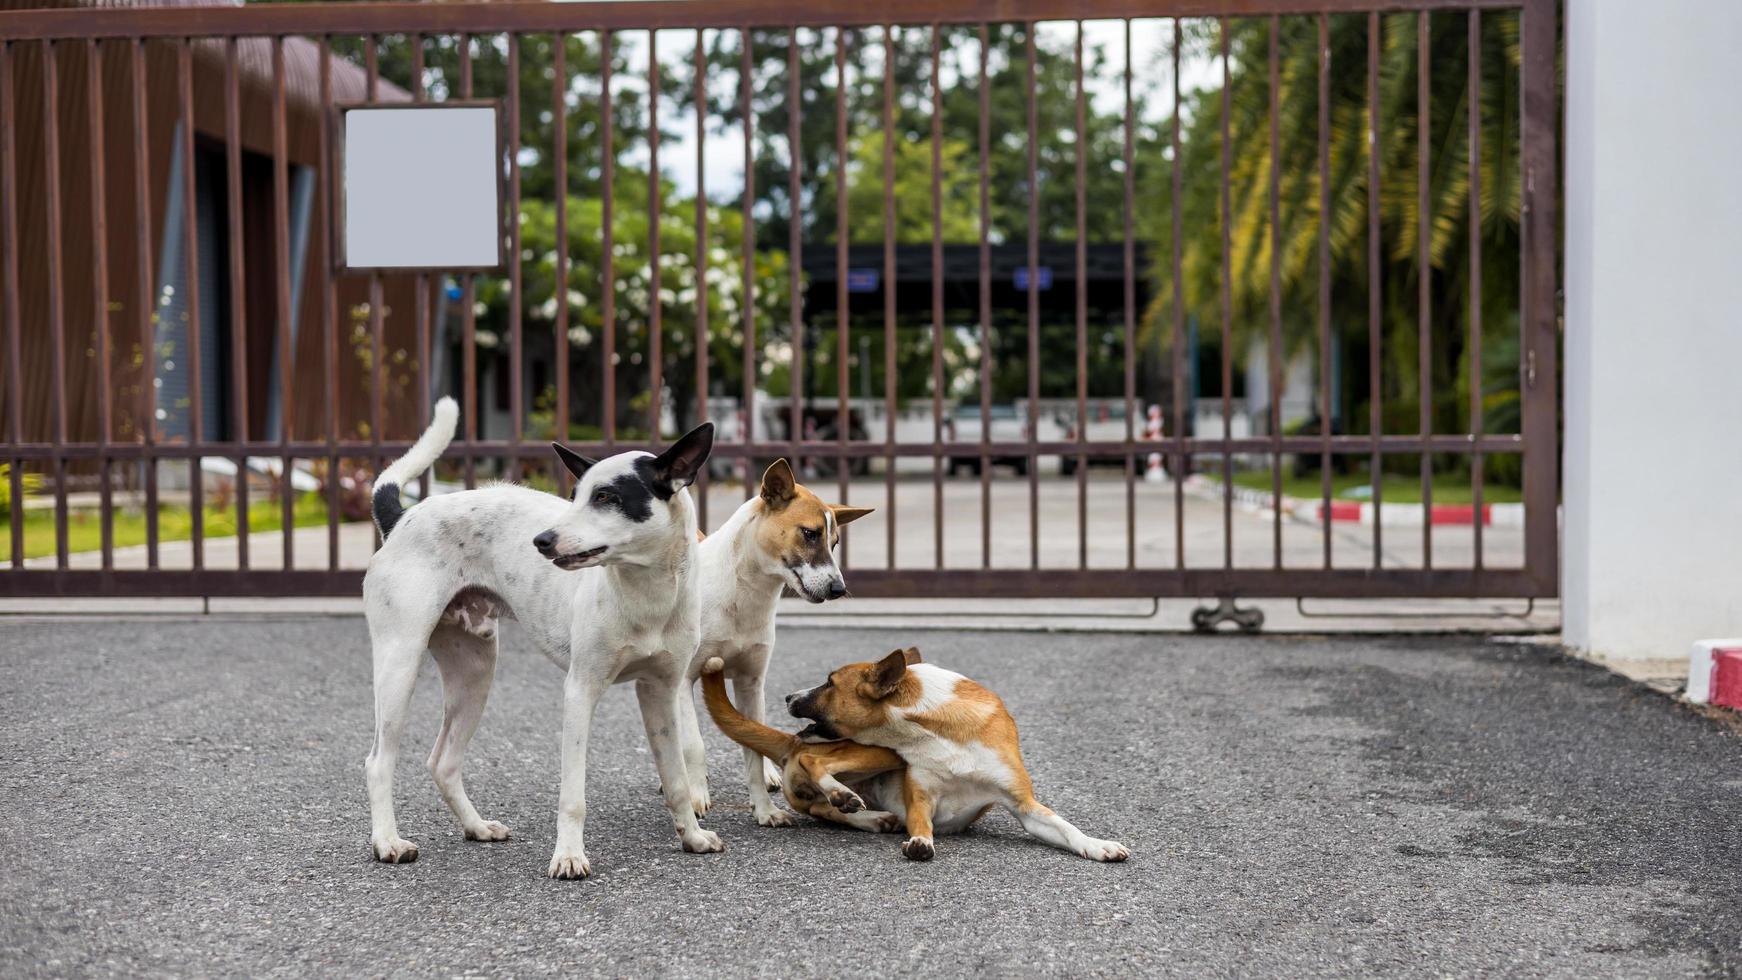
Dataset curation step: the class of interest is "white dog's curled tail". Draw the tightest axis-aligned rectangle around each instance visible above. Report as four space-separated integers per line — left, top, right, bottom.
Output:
372 396 458 539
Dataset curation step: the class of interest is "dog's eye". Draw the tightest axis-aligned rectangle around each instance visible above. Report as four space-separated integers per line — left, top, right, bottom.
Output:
591 489 614 506
801 527 821 544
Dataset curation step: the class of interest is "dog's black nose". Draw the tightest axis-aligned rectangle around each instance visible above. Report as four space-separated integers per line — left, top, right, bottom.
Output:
825 579 847 600
532 530 558 555
784 692 797 705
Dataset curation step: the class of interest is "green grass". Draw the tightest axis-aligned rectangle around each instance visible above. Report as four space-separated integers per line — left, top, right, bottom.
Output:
2 493 346 560
1225 469 1522 505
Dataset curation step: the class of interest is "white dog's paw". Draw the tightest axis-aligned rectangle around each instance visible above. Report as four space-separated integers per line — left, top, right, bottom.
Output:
763 760 784 792
689 783 712 818
463 820 511 842
547 848 593 880
371 836 420 864
1077 837 1130 862
681 828 726 854
754 806 797 828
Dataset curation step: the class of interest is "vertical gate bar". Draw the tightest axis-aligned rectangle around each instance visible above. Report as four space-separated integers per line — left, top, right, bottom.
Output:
273 36 294 569
881 25 895 567
790 28 804 489
1416 11 1432 570
1267 17 1282 569
834 28 849 566
135 38 157 568
1317 13 1331 569
601 30 615 447
1073 22 1087 570
177 37 203 569
1024 22 1038 571
507 34 523 477
977 24 991 569
411 33 429 502
649 30 662 445
224 38 249 571
1468 9 1484 569
693 30 709 527
87 38 114 570
319 37 339 568
1367 12 1382 566
1218 19 1232 571
930 27 943 569
0 40 20 567
553 31 569 493
1520 0 1559 591
1122 19 1135 571
1170 19 1184 569
365 36 383 546
44 40 69 568
741 32 754 502
460 35 478 488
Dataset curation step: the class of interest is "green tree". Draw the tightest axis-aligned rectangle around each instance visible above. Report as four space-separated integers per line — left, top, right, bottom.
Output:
1144 12 1526 482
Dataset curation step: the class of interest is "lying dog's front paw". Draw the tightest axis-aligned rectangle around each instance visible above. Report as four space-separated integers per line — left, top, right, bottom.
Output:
463 820 511 842
1077 837 1130 862
372 836 419 864
901 836 935 861
755 806 797 828
872 812 902 834
827 789 866 814
681 828 726 854
547 849 592 880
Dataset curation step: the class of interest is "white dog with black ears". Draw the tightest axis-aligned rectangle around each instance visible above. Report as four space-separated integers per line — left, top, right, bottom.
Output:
362 396 723 879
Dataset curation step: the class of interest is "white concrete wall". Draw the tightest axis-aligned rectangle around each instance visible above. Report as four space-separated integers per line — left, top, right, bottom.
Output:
1563 0 1742 660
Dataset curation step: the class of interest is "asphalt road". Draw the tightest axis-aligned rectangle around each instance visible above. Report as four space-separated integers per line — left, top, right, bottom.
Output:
2 619 1739 977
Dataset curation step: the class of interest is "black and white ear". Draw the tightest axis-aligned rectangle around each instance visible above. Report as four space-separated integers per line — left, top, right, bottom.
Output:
552 442 597 481
649 422 714 495
760 458 796 508
871 649 910 697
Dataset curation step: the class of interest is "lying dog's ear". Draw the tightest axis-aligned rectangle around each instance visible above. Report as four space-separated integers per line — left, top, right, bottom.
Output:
902 647 922 666
871 648 910 697
552 442 598 481
760 458 796 508
648 421 714 496
830 504 875 526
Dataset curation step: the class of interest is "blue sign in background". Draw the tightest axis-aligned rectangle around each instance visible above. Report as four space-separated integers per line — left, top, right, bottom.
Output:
846 268 880 293
1014 266 1053 291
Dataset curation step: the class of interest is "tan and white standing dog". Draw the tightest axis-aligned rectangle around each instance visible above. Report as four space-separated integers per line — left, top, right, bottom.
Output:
678 459 872 826
783 648 1130 863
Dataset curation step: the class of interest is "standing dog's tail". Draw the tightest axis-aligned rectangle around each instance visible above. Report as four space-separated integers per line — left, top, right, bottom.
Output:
372 396 459 540
700 657 799 764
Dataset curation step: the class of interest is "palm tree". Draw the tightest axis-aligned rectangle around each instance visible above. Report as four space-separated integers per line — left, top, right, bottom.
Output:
1142 11 1526 480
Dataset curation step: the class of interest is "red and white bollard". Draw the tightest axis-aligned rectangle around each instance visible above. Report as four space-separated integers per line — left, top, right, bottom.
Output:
1144 404 1167 483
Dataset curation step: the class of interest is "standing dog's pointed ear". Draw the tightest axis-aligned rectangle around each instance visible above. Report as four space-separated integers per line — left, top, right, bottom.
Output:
648 421 714 496
760 459 796 508
829 504 875 526
552 442 598 481
902 647 923 666
870 648 911 697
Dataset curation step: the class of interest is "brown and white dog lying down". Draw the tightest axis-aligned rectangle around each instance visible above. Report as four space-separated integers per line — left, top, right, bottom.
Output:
701 656 906 834
705 649 1130 863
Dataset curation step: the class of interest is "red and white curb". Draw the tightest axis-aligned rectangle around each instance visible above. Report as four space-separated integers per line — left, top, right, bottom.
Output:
1686 639 1742 709
1187 476 1524 529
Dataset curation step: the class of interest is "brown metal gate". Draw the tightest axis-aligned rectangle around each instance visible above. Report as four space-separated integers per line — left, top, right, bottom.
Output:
0 0 1558 601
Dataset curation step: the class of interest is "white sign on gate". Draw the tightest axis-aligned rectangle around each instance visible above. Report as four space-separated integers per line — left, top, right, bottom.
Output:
341 104 502 270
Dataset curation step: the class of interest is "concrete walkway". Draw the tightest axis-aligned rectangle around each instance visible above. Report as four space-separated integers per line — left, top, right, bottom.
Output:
1 620 1737 977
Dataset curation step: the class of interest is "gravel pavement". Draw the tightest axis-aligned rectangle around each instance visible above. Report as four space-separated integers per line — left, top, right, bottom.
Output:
2 618 1739 977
